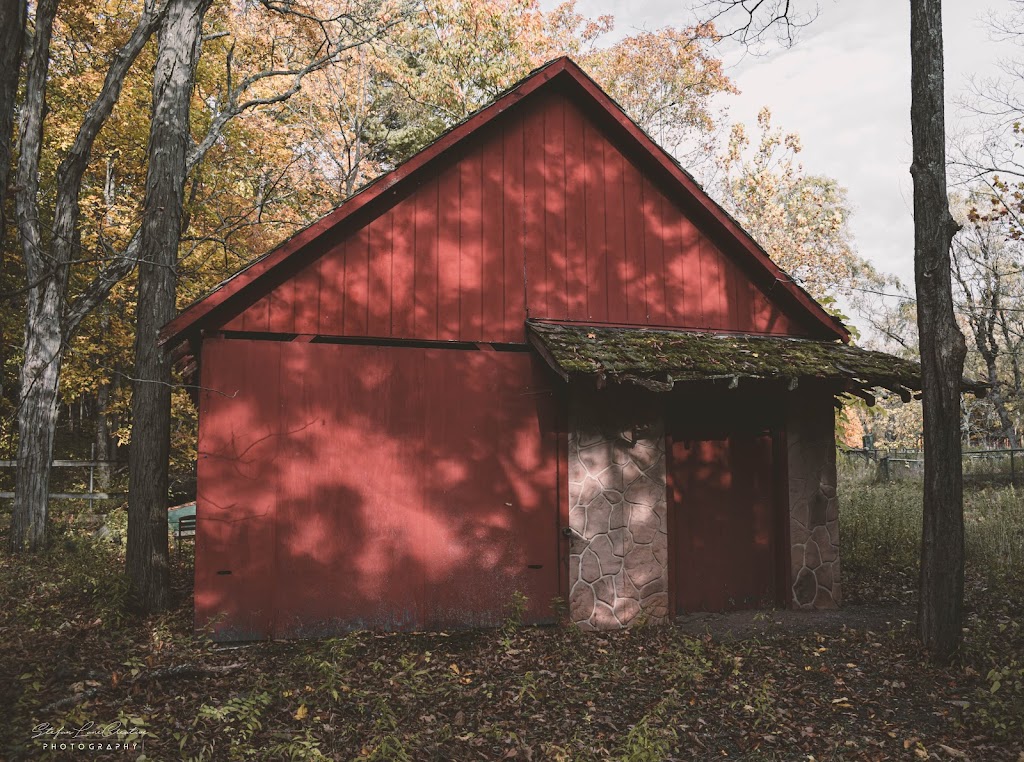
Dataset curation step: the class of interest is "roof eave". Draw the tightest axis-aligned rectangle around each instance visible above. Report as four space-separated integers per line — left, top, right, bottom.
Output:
526 321 987 399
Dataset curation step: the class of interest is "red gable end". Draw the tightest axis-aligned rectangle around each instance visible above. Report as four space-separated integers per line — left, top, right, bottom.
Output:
161 57 849 347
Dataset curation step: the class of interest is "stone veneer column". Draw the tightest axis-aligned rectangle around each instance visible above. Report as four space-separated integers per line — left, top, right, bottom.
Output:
787 396 841 609
568 412 669 630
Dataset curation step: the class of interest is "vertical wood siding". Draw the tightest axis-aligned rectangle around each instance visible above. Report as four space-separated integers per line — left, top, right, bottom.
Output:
222 92 807 340
196 339 561 638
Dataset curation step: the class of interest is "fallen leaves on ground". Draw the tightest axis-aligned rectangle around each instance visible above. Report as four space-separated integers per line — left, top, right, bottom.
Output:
0 539 1020 760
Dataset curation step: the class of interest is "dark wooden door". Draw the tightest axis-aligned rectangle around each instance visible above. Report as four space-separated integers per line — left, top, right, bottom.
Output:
669 431 780 613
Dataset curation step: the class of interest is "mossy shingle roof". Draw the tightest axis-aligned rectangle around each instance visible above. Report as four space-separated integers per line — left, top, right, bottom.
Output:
527 321 987 399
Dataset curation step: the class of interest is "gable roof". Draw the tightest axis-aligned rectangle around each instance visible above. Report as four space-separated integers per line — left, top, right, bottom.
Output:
160 57 850 348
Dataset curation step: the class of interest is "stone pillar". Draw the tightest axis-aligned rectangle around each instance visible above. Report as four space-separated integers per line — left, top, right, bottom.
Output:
787 395 841 609
568 405 668 630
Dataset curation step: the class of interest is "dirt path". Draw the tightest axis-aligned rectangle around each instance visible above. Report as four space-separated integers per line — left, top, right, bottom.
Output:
675 603 917 640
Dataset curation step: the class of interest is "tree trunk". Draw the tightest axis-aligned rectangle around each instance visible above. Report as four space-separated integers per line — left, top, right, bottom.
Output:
910 0 968 664
9 286 64 551
127 0 209 613
95 385 112 492
979 351 1016 449
0 0 26 248
10 0 160 554
9 0 58 554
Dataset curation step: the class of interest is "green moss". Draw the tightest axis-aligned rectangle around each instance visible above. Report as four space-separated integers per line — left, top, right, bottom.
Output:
527 321 985 396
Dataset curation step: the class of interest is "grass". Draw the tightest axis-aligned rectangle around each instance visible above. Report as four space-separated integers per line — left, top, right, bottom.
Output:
840 457 1024 596
0 465 1021 760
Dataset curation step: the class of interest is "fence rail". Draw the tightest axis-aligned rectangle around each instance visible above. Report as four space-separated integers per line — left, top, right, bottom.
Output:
0 455 124 501
0 491 120 501
842 446 1024 485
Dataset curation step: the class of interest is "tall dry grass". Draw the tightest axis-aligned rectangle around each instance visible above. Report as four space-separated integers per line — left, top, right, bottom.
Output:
839 455 1024 588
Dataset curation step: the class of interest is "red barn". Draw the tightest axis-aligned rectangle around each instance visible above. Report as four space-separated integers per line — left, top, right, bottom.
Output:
162 58 937 639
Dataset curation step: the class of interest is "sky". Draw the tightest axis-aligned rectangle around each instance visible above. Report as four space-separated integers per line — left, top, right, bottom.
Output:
567 0 1020 298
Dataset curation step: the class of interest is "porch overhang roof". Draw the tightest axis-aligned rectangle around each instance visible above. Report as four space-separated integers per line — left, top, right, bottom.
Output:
526 320 987 401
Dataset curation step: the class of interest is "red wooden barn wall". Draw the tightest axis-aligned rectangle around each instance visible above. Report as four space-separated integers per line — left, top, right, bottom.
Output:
196 338 561 638
219 90 808 342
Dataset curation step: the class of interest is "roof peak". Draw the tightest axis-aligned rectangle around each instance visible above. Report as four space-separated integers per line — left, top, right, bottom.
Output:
161 56 849 348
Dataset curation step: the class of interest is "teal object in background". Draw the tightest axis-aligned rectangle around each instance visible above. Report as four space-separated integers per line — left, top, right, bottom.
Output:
167 502 196 533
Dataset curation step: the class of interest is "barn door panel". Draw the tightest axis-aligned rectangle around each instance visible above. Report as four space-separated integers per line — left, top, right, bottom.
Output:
195 339 282 641
669 431 779 613
271 339 430 635
421 351 561 629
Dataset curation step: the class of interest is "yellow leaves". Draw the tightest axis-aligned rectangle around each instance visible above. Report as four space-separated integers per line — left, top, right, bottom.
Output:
448 662 473 684
382 0 731 161
717 108 865 302
293 703 308 720
903 738 930 758
583 25 734 155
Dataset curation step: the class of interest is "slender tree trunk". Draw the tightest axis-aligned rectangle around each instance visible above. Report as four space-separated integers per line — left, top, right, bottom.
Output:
127 0 209 612
95 381 112 492
0 0 26 248
979 353 1017 448
9 288 64 551
10 0 58 554
997 315 1022 395
910 0 967 664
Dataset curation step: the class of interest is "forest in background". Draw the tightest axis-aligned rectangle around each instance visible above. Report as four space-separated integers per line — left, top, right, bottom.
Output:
2 0 1024 512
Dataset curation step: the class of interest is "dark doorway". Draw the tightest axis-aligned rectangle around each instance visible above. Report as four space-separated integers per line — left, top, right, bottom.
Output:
669 429 782 613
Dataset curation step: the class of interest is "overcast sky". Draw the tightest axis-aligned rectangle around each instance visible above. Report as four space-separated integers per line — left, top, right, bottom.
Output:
569 0 1020 299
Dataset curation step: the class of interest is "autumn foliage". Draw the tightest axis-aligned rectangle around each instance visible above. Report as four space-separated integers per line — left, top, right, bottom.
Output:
0 0 773 482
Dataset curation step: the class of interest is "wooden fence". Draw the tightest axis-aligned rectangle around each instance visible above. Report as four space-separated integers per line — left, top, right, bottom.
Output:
0 456 123 501
842 447 1024 485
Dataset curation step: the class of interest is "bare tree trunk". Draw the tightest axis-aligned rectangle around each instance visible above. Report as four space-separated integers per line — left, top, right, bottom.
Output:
127 0 210 612
10 0 58 553
952 242 1018 449
976 338 1017 448
95 168 116 493
94 384 112 490
910 0 967 664
985 379 1017 449
94 314 113 492
0 0 26 248
9 288 63 550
